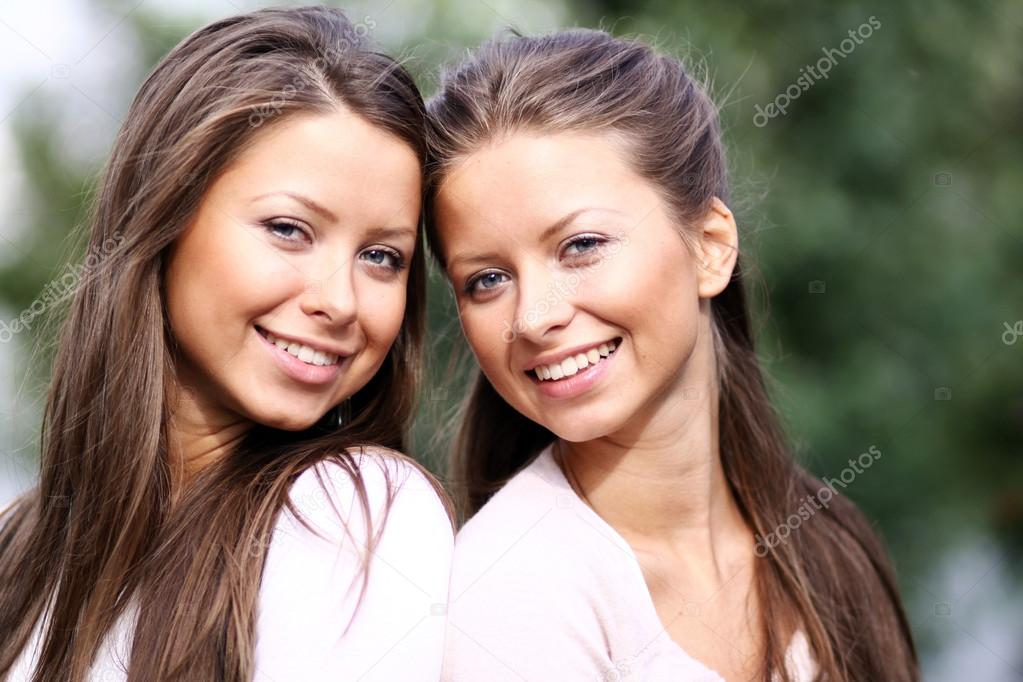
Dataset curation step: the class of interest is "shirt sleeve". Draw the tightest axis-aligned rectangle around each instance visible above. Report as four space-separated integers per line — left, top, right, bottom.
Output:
254 450 454 682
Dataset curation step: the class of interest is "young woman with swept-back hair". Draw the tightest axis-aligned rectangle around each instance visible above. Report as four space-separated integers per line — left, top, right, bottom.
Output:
0 7 453 681
426 29 918 681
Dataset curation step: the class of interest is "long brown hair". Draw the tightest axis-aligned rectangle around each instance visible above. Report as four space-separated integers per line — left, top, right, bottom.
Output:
424 29 918 681
0 7 448 681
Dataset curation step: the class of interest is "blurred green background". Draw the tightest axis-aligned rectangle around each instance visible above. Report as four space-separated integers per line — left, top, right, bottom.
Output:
0 0 1019 678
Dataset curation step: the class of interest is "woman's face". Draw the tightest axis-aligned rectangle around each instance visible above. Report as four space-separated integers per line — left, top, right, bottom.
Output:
433 131 737 443
164 107 421 431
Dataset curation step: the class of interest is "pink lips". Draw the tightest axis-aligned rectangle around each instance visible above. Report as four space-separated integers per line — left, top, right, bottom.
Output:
256 327 346 386
530 340 619 399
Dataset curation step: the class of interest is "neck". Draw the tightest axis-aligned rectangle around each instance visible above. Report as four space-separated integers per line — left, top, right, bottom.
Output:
556 367 751 581
167 382 252 494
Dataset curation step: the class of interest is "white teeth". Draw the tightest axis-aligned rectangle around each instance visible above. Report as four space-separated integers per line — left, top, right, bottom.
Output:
532 339 619 382
263 330 339 366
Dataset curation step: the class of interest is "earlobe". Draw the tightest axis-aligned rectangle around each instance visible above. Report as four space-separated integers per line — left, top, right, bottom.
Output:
696 196 739 299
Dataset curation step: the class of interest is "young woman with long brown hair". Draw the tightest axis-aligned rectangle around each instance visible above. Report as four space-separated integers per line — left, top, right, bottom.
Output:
0 7 453 681
427 30 918 681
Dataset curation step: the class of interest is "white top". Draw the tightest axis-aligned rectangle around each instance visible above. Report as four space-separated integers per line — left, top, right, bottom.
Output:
8 449 454 682
442 443 818 682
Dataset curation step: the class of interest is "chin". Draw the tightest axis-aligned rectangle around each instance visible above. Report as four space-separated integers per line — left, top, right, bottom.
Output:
545 414 622 444
246 404 326 432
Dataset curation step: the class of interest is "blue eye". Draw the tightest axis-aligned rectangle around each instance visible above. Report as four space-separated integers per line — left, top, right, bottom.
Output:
360 247 406 272
563 235 605 256
263 219 309 243
465 271 509 295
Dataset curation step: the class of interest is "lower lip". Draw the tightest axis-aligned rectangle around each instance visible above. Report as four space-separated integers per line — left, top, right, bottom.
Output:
256 327 346 386
530 342 620 399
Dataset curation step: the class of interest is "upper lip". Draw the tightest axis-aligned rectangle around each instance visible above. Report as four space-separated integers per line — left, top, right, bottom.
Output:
523 336 621 371
257 325 355 358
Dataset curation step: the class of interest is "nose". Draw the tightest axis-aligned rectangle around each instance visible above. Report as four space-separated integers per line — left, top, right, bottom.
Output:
509 263 575 345
299 261 358 327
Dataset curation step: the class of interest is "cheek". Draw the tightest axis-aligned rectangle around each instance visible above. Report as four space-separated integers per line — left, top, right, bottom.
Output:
459 306 511 371
567 238 700 382
165 220 300 359
458 305 522 396
598 235 696 317
619 241 701 373
358 279 409 350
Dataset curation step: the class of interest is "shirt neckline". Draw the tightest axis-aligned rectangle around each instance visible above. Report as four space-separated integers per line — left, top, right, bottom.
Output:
529 441 812 680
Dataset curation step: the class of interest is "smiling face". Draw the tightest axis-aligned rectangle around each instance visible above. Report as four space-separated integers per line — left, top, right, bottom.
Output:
163 107 421 431
433 131 737 443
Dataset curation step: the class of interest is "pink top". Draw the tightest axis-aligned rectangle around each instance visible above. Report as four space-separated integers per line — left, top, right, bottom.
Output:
442 442 818 681
8 450 454 681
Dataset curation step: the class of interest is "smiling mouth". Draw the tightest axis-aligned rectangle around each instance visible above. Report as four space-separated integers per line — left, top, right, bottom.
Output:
528 337 621 382
255 326 341 367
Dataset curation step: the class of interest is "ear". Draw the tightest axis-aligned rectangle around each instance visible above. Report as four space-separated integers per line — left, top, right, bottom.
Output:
696 196 739 299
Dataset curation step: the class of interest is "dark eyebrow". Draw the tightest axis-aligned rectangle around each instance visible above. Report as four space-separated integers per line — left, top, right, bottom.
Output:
365 226 418 241
251 191 338 223
447 207 623 269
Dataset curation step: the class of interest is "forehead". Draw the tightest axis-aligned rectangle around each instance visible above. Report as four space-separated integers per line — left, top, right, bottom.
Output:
218 108 422 222
434 131 645 245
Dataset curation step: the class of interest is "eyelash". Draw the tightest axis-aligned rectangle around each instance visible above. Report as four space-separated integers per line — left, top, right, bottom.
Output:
563 234 605 257
360 247 406 272
263 219 309 243
462 234 608 296
262 220 407 272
